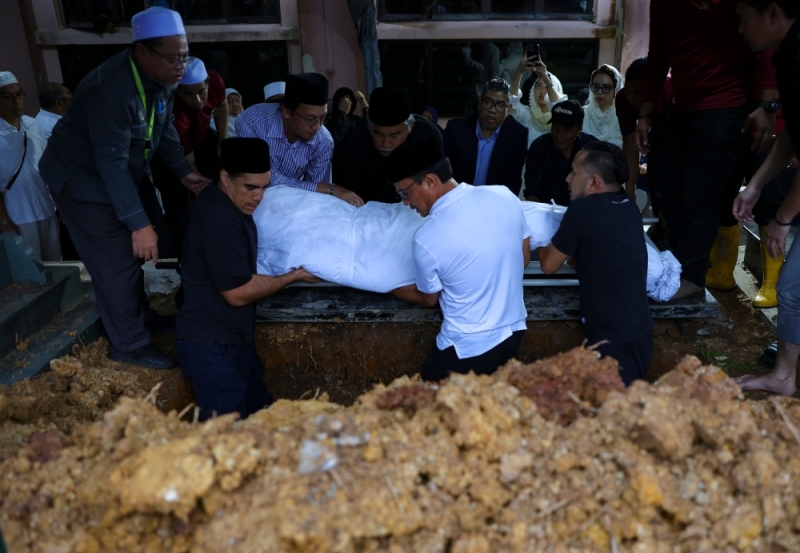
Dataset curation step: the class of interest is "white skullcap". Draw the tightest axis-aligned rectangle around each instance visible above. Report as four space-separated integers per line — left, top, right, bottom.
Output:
0 71 19 88
225 88 240 98
179 58 207 85
263 81 285 101
132 7 185 41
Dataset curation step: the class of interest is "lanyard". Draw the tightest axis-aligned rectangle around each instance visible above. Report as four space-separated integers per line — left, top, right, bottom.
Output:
128 53 155 160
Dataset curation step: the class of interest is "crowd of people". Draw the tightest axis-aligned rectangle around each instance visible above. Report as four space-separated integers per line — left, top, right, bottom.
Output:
0 0 798 420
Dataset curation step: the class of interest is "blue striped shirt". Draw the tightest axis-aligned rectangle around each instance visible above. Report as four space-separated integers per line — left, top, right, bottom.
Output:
234 103 333 192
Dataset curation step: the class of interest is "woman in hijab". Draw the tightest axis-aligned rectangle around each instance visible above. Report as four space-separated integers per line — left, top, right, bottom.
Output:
581 64 623 147
325 87 369 144
210 88 241 138
509 55 567 147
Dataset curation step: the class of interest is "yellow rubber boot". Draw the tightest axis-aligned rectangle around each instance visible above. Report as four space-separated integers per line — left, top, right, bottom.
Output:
705 225 739 290
754 225 784 308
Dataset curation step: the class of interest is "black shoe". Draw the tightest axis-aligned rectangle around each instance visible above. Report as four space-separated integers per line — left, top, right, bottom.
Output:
110 343 175 370
147 313 176 336
759 340 778 369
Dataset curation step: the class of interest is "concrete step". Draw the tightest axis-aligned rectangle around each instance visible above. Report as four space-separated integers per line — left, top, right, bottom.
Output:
0 265 84 359
0 296 104 386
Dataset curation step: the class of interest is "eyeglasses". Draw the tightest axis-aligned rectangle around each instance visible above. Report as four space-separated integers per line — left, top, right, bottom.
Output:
296 113 326 128
396 178 421 200
480 97 509 111
146 45 195 68
590 83 614 94
0 91 25 102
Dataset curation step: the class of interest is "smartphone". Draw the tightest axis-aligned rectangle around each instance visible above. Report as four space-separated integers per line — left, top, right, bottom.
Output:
526 43 540 60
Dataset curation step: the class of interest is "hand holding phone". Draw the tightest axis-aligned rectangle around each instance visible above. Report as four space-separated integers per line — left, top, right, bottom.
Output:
525 43 540 62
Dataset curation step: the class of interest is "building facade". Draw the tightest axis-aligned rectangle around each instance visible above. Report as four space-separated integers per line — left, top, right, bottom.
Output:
1 0 649 116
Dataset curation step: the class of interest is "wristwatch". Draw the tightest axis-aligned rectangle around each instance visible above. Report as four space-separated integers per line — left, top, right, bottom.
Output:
330 183 336 195
760 99 781 114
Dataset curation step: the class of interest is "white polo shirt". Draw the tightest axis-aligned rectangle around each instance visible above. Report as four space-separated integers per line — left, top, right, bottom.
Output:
0 116 56 225
34 110 61 141
413 183 530 358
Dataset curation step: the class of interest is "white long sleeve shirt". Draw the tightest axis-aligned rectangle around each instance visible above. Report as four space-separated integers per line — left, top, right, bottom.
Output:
0 116 56 225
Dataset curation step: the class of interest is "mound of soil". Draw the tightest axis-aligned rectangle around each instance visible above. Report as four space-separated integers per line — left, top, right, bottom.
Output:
3 346 799 552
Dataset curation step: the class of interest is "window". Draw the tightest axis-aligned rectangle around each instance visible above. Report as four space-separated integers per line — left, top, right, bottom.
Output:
57 41 288 109
378 0 592 21
380 40 597 117
59 0 280 30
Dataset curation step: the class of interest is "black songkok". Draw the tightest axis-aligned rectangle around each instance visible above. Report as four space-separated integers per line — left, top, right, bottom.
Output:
382 135 444 184
285 73 329 106
220 138 271 174
368 86 411 127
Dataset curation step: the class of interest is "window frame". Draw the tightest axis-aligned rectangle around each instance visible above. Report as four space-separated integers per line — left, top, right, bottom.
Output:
379 38 600 116
377 0 594 22
58 0 282 30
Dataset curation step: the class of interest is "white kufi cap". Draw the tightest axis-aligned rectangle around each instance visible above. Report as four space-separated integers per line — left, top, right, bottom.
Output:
179 58 208 85
132 7 186 41
0 71 19 88
225 88 240 98
263 81 285 100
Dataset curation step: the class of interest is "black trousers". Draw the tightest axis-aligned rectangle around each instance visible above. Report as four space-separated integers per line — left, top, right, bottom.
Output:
176 339 273 421
595 329 654 386
52 181 161 352
653 107 751 286
151 129 220 259
422 330 525 381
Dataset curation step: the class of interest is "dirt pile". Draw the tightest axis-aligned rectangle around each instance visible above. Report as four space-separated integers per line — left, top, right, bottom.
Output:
0 339 166 463
3 347 800 553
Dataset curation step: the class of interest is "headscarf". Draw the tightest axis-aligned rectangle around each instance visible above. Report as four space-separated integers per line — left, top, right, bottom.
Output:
582 64 623 146
331 87 357 115
526 72 564 133
422 105 439 125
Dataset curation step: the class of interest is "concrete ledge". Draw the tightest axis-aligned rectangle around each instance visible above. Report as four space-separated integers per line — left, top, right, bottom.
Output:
257 286 720 324
37 24 300 46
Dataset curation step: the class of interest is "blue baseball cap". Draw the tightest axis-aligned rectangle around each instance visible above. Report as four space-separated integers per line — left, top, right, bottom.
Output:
132 7 186 41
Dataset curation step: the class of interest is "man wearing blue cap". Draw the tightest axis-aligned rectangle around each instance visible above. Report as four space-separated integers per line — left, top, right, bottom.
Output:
152 57 227 257
39 7 211 370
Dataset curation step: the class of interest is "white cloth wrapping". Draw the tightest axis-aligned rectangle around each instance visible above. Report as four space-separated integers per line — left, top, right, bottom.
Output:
254 186 681 301
646 247 682 302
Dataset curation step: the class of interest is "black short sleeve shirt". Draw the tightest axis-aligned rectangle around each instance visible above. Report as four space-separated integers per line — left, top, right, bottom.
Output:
551 189 653 343
176 185 257 347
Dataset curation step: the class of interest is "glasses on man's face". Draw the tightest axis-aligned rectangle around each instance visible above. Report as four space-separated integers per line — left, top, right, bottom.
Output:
0 91 25 103
480 97 509 111
590 83 614 94
296 113 326 128
396 178 421 200
147 45 195 68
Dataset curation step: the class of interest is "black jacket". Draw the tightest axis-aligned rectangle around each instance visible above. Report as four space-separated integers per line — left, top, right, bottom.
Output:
332 114 443 203
442 113 528 196
40 49 191 232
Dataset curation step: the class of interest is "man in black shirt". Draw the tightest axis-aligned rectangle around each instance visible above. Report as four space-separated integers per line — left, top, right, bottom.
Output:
731 0 800 396
524 100 599 206
332 86 443 203
538 140 653 385
176 137 318 420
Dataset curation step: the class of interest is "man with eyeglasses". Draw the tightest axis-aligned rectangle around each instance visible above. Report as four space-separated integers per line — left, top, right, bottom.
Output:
235 73 363 207
524 100 599 206
39 7 211 370
35 82 73 141
386 135 530 381
442 77 528 195
332 86 443 204
151 57 227 258
0 71 61 261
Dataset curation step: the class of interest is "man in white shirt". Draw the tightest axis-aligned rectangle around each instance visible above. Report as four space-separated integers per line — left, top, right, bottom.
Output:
0 71 61 261
35 82 72 141
386 135 531 380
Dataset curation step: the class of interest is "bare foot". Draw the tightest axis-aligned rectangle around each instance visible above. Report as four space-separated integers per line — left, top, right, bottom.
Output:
734 373 797 396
